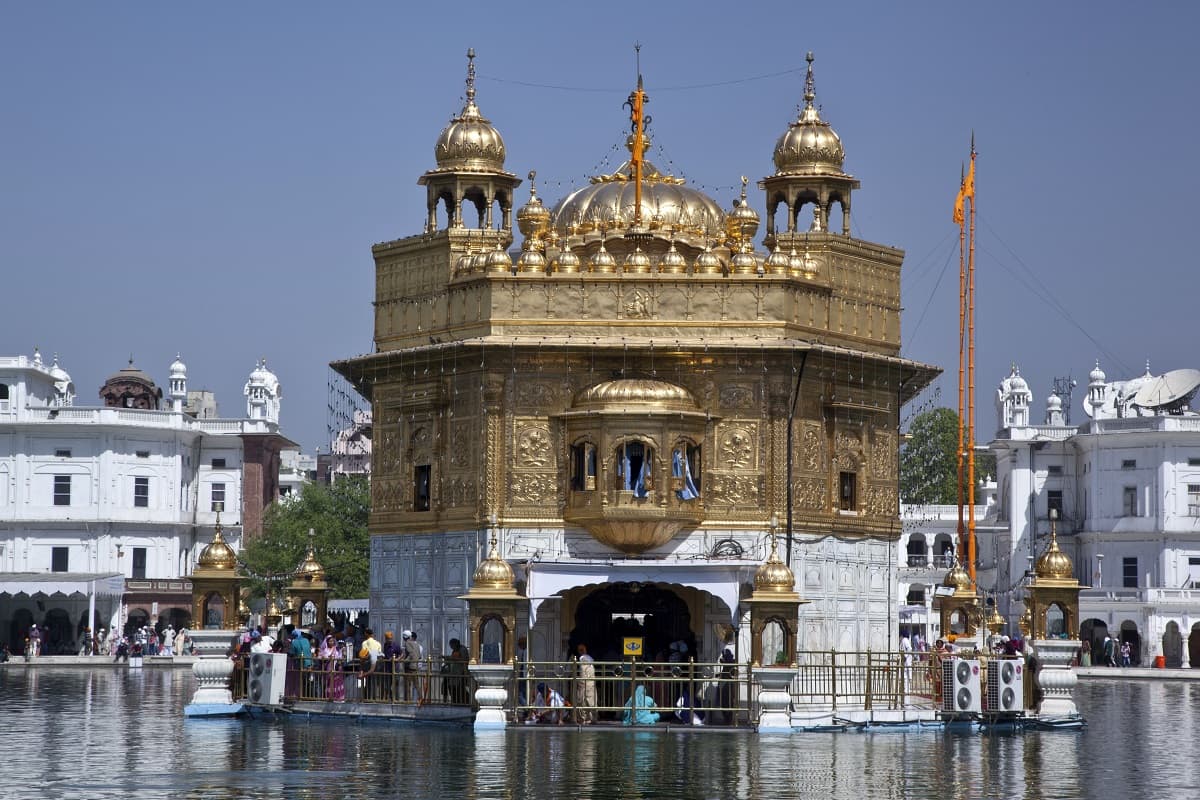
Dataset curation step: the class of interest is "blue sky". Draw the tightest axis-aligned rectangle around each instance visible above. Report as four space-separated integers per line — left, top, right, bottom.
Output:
3 2 1196 450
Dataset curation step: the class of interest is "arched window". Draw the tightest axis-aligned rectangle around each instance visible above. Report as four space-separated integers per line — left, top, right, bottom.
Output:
570 442 597 491
480 616 505 664
1046 603 1065 638
672 443 701 500
615 441 654 497
203 593 225 629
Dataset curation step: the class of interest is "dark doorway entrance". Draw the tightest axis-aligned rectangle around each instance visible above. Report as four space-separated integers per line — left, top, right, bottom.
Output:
570 583 696 663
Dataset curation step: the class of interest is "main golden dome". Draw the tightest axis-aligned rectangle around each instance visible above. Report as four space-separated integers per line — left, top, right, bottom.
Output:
551 135 725 248
431 49 508 174
772 52 847 177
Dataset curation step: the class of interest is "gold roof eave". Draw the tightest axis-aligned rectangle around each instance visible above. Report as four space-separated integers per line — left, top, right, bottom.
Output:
332 338 941 404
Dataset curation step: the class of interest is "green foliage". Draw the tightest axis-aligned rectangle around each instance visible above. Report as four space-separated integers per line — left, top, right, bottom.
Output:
241 476 370 599
900 407 961 505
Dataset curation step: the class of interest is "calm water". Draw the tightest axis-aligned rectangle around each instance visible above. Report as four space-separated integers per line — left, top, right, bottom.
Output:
0 667 1196 800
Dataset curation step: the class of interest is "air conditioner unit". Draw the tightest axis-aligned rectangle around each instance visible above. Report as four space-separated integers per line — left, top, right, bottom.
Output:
247 652 288 705
941 658 981 714
986 658 1024 713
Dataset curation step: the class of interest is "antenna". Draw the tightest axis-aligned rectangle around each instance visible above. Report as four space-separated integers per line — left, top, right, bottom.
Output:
1051 375 1077 425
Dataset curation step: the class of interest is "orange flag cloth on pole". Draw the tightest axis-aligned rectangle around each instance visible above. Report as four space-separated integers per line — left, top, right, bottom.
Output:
953 187 965 225
963 157 976 199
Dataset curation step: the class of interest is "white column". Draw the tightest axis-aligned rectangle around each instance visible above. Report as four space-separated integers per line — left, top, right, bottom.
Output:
87 581 96 654
1183 616 1192 669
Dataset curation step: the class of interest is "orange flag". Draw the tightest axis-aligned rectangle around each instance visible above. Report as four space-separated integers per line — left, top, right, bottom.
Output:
963 157 976 200
953 186 965 225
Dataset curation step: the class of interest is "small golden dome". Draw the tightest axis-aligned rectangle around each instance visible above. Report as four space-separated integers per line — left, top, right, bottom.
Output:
695 244 723 274
573 378 699 412
1036 530 1074 580
765 246 791 273
772 53 847 177
472 538 515 591
942 561 972 592
727 178 760 243
517 248 547 272
754 544 796 594
486 242 513 273
554 247 581 274
588 240 617 273
516 171 551 239
197 528 237 571
433 50 507 173
294 544 326 583
659 241 688 273
623 245 651 273
730 250 759 274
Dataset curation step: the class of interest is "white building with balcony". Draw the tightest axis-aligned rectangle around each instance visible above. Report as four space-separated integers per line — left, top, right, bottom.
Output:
981 362 1200 668
0 350 294 654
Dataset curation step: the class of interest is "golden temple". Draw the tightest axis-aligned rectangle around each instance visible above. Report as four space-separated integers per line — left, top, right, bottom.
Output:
333 48 940 662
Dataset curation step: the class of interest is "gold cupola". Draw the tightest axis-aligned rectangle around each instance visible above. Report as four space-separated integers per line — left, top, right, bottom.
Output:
516 170 552 241
942 560 972 592
771 53 846 177
295 545 327 586
1035 527 1074 581
753 543 796 594
432 48 507 173
471 536 516 592
197 525 237 571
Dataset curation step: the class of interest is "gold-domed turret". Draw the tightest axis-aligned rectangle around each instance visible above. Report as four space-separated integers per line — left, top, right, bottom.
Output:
942 560 972 592
1036 527 1074 581
588 238 617 273
432 49 508 173
754 539 796 594
772 52 847 177
197 520 237 571
726 177 760 245
471 535 515 592
659 240 687 273
516 171 551 240
295 543 327 584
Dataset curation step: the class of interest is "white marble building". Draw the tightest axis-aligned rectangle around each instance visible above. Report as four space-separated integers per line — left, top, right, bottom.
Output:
0 350 293 654
980 361 1200 668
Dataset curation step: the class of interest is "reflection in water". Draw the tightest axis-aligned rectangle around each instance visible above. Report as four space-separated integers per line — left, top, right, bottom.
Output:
2 669 1198 799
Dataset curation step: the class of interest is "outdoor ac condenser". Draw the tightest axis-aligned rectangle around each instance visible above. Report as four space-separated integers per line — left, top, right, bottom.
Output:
248 652 288 705
941 658 982 714
986 658 1024 713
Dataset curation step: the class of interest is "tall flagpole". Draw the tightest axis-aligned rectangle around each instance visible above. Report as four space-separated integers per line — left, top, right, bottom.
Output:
956 164 967 565
966 134 978 588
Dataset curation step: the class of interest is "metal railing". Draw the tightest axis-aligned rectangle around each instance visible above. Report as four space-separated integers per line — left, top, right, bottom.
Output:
514 659 752 726
231 655 475 707
789 650 939 711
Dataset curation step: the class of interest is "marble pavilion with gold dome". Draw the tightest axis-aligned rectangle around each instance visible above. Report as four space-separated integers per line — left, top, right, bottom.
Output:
333 49 940 664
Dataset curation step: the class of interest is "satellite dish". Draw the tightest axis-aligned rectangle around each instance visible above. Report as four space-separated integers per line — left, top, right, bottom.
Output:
1132 369 1200 411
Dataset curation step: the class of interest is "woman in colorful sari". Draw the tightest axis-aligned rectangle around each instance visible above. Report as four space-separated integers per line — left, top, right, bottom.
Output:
319 635 345 701
622 684 659 726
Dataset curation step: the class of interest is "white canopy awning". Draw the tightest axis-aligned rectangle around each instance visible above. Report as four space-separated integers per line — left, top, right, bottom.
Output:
0 572 125 598
524 560 754 628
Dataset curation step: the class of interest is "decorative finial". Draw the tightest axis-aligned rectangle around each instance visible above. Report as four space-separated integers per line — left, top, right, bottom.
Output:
740 175 748 200
128 354 134 367
804 51 816 107
528 169 537 196
465 48 476 107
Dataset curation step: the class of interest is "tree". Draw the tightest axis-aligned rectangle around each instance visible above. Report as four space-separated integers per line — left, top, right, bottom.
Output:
241 475 370 599
900 407 997 505
901 407 961 505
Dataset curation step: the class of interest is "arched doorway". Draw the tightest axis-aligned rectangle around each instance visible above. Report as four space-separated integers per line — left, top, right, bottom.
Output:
1189 623 1200 668
126 607 150 639
43 608 73 655
569 583 695 662
1119 620 1142 667
1081 618 1108 666
8 608 33 653
1163 621 1183 668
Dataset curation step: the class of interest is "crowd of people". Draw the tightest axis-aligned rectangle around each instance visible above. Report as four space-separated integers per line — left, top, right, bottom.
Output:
12 623 194 661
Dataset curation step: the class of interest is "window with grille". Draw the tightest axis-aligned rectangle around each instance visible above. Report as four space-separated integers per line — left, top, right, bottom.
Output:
1123 486 1137 517
134 476 149 508
1189 485 1200 517
53 475 71 506
1122 557 1138 588
839 471 857 511
1047 490 1064 519
211 482 226 512
414 465 431 511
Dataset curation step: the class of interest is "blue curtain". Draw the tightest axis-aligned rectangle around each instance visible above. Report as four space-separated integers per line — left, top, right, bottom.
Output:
674 448 699 500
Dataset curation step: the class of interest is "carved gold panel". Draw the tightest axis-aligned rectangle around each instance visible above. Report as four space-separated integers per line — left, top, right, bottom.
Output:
717 422 758 470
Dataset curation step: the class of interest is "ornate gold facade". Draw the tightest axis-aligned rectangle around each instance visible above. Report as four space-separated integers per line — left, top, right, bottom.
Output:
334 49 938 653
